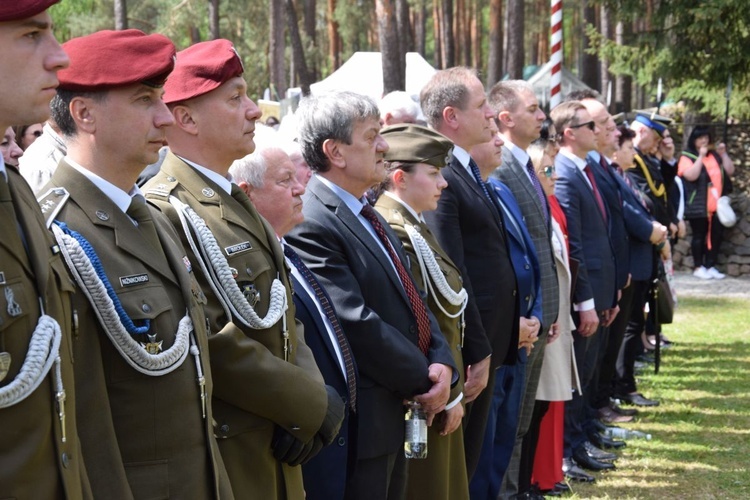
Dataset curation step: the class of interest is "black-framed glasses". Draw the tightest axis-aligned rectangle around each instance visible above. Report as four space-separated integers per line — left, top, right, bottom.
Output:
569 121 595 131
542 166 555 178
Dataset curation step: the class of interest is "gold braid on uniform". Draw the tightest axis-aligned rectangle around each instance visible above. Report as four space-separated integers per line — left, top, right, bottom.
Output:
50 223 199 377
168 196 288 330
0 314 63 412
405 225 468 342
634 154 667 201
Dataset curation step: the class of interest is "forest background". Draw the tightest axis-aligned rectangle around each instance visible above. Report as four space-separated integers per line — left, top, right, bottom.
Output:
51 0 750 124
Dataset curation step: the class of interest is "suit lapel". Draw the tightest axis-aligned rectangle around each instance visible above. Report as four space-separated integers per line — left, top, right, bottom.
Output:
449 157 502 225
309 177 409 303
55 161 179 286
502 147 550 227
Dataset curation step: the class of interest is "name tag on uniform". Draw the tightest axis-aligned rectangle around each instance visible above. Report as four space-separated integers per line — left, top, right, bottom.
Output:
119 273 150 287
225 241 252 256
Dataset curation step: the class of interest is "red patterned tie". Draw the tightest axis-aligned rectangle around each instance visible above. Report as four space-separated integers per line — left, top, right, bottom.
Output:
360 204 431 356
583 165 607 223
284 244 357 411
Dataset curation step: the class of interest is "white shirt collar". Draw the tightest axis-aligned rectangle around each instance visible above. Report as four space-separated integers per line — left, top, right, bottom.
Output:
559 149 588 171
502 137 531 167
65 156 140 214
178 155 234 195
315 174 368 215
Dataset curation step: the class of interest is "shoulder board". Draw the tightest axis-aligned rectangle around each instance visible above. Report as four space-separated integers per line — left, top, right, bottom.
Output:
36 187 70 229
145 178 178 201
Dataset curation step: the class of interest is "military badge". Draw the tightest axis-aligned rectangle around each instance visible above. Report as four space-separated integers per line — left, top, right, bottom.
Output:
141 333 163 354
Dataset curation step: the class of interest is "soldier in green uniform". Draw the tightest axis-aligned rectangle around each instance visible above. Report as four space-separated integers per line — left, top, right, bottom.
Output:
0 1 92 497
373 124 470 500
143 39 343 499
39 29 233 499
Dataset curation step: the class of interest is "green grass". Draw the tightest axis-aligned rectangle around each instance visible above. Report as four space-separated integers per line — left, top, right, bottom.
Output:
569 296 750 499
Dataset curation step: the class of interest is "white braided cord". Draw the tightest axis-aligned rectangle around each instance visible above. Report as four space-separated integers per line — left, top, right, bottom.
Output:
51 223 192 376
405 225 468 319
0 315 62 408
169 196 287 330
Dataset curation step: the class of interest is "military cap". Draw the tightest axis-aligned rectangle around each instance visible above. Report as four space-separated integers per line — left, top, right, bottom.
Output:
381 124 454 168
0 0 58 22
58 30 175 92
633 110 673 137
163 39 244 105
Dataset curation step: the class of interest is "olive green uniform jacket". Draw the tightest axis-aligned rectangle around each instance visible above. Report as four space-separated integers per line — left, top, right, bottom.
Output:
375 194 470 500
0 167 92 499
43 161 233 500
145 153 328 500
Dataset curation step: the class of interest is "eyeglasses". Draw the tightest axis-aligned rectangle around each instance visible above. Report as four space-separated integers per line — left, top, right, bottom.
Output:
569 121 596 131
542 166 555 178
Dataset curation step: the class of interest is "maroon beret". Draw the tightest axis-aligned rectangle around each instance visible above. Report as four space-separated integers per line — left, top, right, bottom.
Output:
0 0 59 22
163 39 244 105
58 29 176 92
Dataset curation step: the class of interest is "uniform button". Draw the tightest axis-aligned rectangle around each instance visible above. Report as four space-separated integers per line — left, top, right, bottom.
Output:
61 453 70 468
220 424 230 434
246 268 253 276
456 344 462 351
409 325 416 334
524 264 530 270
525 295 530 302
513 290 517 296
142 303 152 313
337 437 346 446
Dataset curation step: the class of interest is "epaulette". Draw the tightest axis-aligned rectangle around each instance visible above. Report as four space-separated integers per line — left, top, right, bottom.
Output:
37 187 70 229
145 177 178 201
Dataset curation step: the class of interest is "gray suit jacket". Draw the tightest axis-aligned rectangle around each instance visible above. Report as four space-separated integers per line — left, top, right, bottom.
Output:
286 175 456 460
494 146 559 333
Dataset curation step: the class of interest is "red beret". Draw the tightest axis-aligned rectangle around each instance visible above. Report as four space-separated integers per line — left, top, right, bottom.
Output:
58 29 176 92
0 0 59 22
163 39 244 105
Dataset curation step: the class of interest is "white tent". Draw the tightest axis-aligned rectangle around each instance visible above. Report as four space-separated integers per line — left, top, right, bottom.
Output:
527 60 593 109
310 52 436 100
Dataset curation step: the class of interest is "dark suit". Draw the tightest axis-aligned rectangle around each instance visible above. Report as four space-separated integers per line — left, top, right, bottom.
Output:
292 271 358 500
1 167 92 499
553 152 617 458
494 146 560 497
423 155 519 478
286 175 455 500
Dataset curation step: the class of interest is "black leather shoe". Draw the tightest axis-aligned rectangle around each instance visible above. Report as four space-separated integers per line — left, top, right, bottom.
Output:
583 440 618 461
562 458 596 482
591 419 609 433
610 401 639 416
590 432 626 449
554 482 570 492
573 446 616 470
618 392 660 407
598 405 634 424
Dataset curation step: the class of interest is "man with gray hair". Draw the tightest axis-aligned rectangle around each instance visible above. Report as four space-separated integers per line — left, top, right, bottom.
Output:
379 90 422 126
489 80 559 498
285 90 456 500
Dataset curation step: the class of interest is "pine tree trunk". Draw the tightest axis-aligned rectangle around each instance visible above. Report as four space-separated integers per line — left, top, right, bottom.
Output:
486 0 503 86
506 0 524 79
441 0 454 68
327 0 341 70
414 0 426 56
302 0 318 80
580 0 598 89
599 3 612 110
433 0 442 68
114 0 127 30
208 0 220 39
269 0 287 99
287 0 313 95
377 0 404 94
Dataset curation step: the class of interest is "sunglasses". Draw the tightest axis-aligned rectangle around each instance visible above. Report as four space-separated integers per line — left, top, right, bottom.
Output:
542 166 555 178
569 121 596 131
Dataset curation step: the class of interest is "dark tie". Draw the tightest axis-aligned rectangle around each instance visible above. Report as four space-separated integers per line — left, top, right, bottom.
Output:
525 158 549 222
283 244 357 411
360 204 431 356
599 156 622 205
127 195 163 254
583 165 607 223
468 158 493 202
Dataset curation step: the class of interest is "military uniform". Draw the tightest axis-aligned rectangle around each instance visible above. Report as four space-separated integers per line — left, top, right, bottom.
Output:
41 161 233 499
145 153 328 499
375 194 469 500
0 166 91 499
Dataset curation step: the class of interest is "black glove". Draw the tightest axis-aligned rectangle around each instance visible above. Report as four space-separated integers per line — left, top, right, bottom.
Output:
271 426 310 466
318 384 345 447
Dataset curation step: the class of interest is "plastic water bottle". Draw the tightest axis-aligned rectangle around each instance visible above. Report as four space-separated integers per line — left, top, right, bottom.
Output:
604 426 652 440
404 401 428 459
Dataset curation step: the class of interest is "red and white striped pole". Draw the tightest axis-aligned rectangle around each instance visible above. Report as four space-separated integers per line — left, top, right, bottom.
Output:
550 0 563 109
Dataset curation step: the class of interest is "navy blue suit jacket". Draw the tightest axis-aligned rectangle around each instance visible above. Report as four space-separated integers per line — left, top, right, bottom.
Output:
613 169 657 281
293 274 356 500
554 153 617 311
489 179 542 323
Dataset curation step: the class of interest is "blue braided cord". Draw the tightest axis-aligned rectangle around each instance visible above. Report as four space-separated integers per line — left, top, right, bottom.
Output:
54 220 151 336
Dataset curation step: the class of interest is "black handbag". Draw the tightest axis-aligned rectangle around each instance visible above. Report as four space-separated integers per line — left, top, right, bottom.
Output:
652 269 675 325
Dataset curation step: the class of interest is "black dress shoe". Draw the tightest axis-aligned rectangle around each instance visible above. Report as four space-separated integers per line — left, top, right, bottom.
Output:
591 419 609 433
590 431 626 449
610 401 639 417
562 458 596 482
598 405 634 424
583 440 618 461
572 446 616 471
618 392 660 407
554 482 570 492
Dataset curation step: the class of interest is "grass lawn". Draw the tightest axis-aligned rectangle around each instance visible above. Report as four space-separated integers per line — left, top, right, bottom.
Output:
569 296 750 499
